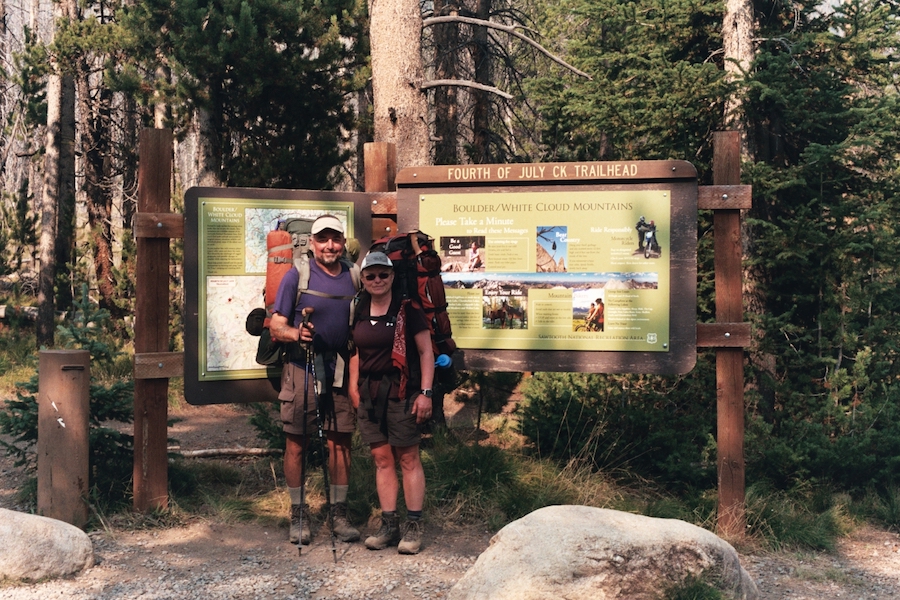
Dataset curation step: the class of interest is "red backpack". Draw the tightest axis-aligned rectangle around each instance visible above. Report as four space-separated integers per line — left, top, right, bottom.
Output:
369 231 457 366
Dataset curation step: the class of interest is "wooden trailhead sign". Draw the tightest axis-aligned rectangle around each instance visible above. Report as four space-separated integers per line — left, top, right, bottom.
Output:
178 161 698 408
134 131 750 537
395 160 698 375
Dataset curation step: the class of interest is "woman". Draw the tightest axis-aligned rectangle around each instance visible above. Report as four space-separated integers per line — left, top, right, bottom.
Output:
348 251 435 554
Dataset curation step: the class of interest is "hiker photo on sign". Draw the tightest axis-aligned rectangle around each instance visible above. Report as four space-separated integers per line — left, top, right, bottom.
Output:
439 236 485 273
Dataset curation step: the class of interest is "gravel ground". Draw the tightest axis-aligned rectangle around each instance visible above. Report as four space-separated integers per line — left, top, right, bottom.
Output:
0 520 489 600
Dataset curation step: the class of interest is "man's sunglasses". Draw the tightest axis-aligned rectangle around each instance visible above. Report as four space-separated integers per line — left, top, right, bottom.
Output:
364 272 391 281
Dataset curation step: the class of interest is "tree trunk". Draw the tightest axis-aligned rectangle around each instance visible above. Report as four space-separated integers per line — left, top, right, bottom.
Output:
79 74 121 319
470 0 491 164
197 107 222 187
55 73 76 312
37 65 61 348
722 0 754 158
368 0 430 169
723 0 775 421
432 0 459 165
36 0 78 347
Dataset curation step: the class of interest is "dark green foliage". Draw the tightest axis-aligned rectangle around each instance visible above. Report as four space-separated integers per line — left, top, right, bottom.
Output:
0 179 39 274
518 368 717 491
10 27 49 129
0 285 134 509
454 371 523 414
738 0 900 493
422 429 577 527
522 0 900 501
529 0 729 166
116 0 365 188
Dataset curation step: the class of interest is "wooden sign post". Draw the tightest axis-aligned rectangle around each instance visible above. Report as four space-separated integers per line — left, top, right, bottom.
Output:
133 128 174 512
37 350 90 526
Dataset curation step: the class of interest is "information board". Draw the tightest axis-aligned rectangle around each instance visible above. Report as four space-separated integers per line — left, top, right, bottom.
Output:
183 187 373 405
396 160 698 374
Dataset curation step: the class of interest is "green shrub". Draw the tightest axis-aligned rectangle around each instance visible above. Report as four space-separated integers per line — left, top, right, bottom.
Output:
517 367 717 490
454 371 523 414
248 401 286 450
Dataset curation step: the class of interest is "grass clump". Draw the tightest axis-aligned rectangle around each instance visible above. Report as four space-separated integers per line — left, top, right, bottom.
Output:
663 575 725 600
744 483 853 551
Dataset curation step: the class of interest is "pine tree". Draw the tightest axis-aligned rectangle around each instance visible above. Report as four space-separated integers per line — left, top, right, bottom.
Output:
116 0 363 189
528 0 730 166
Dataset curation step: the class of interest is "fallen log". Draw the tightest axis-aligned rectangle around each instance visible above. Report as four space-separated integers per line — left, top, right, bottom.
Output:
167 447 283 458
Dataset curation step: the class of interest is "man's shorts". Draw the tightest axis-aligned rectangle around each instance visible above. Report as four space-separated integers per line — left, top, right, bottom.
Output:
357 392 421 448
278 362 356 436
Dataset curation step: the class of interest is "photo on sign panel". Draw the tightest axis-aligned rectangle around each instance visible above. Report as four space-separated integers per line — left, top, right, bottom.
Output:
536 225 568 272
482 285 528 330
439 235 486 272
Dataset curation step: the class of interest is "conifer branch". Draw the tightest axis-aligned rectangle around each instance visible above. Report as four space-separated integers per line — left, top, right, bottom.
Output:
423 15 592 80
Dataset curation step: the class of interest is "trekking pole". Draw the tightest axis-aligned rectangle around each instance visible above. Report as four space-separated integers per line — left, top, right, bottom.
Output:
306 336 338 563
297 310 312 558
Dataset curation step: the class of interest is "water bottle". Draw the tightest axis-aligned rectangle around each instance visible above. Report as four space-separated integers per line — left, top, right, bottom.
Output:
435 354 452 369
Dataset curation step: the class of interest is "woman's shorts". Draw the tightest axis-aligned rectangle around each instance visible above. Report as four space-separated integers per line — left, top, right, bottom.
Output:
278 362 356 436
357 394 421 448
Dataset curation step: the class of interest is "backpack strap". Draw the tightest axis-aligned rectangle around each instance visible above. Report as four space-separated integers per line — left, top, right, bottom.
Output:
293 253 361 305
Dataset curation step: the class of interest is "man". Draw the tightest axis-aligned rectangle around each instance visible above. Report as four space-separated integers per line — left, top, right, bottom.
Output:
269 214 361 546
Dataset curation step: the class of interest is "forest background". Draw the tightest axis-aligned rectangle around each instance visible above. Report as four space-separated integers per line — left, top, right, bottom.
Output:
0 0 899 541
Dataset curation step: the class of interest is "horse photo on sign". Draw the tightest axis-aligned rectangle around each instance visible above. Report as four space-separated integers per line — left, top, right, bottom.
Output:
482 285 528 329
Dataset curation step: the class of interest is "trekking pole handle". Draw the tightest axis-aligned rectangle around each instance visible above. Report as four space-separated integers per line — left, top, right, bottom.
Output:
299 307 315 344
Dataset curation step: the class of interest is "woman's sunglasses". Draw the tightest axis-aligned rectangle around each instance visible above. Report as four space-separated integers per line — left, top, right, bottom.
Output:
364 272 391 281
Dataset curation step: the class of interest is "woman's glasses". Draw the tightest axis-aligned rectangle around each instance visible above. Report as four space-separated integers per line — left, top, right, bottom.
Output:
364 272 391 281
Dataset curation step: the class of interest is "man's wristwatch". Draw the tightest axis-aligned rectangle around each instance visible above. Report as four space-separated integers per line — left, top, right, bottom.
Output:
420 389 433 398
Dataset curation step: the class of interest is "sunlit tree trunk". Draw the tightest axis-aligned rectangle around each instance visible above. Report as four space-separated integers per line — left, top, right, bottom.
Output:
368 0 430 169
37 1 65 346
723 0 754 159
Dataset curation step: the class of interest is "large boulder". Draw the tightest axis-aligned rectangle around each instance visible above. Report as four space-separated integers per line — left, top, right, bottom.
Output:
449 505 758 600
0 508 93 581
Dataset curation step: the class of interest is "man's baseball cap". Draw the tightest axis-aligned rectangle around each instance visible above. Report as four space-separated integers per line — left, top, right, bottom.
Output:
361 251 393 270
311 214 344 235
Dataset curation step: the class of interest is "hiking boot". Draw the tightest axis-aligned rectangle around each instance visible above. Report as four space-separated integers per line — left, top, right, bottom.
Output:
365 513 400 550
290 504 311 545
330 502 360 542
398 519 423 554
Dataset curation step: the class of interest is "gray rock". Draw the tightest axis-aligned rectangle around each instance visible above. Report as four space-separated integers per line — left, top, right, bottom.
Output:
449 505 758 600
0 507 93 581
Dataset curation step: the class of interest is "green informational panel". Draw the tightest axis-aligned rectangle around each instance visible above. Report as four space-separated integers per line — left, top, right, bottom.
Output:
184 187 372 405
422 189 671 352
396 160 698 374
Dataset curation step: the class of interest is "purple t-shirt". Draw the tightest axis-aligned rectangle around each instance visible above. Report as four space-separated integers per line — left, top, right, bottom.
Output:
273 259 356 355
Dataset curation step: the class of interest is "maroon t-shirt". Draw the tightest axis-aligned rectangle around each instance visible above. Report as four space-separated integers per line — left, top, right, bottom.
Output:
353 295 429 377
